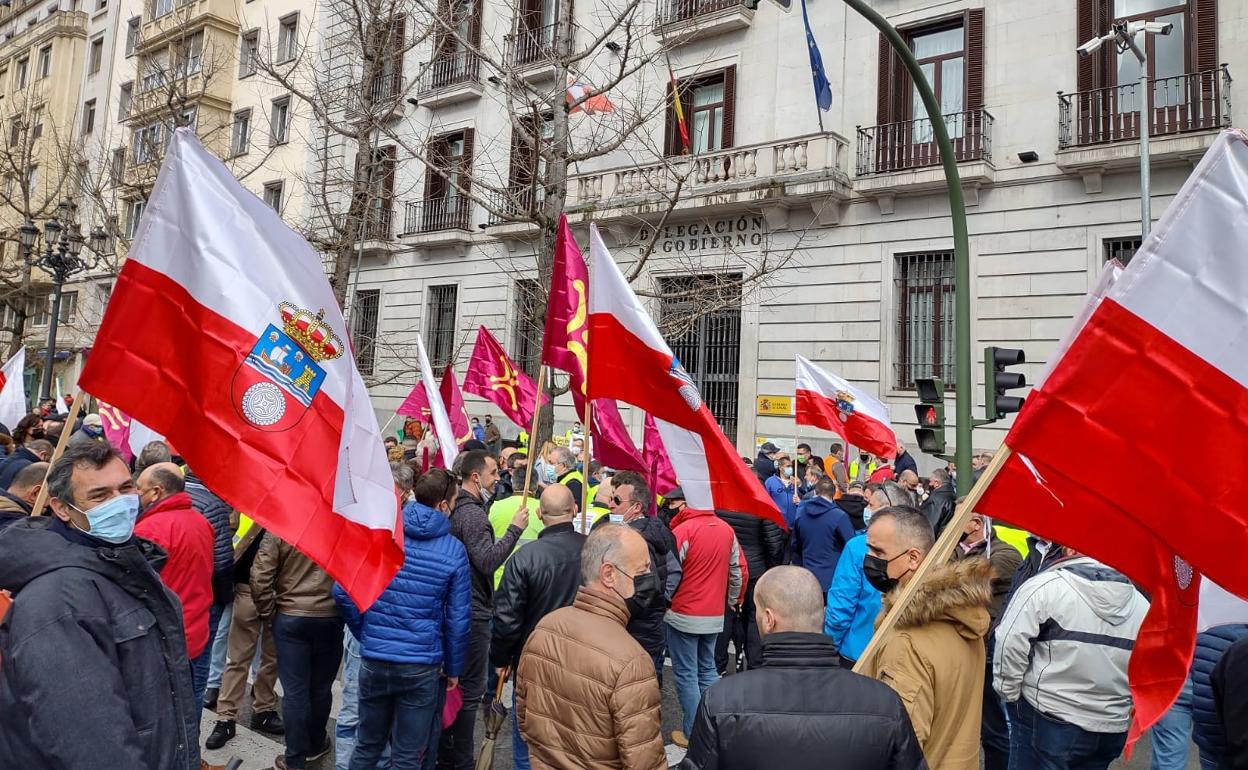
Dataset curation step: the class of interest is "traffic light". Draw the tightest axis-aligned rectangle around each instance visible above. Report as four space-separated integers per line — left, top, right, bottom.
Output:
913 377 946 455
985 347 1027 420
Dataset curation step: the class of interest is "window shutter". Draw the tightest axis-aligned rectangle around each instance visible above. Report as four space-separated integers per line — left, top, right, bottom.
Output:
965 9 985 111
664 80 678 156
460 128 475 197
1193 0 1217 73
721 65 736 149
470 0 483 46
877 31 893 125
425 136 446 199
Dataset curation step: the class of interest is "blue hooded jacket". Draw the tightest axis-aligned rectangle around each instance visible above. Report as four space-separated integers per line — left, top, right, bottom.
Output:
335 500 472 676
792 496 855 593
823 534 881 663
764 475 799 527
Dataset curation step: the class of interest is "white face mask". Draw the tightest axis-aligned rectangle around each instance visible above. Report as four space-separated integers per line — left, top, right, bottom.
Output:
863 506 875 525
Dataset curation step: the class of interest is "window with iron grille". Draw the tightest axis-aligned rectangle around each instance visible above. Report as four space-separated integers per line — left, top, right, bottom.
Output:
1103 236 1141 266
894 251 955 390
659 274 742 443
512 279 543 379
351 288 381 375
426 284 458 369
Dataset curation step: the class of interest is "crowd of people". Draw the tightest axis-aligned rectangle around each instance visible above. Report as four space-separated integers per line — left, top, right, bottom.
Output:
1 404 1247 770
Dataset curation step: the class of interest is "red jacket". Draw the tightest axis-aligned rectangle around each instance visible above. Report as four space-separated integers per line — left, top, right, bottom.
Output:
666 508 747 635
135 491 215 658
868 465 896 484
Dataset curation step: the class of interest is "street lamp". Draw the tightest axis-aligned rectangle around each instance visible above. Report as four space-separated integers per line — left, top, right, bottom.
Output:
19 199 108 404
1079 19 1174 238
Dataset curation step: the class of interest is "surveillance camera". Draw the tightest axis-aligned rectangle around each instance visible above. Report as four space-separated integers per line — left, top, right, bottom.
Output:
1142 21 1173 35
1077 37 1104 57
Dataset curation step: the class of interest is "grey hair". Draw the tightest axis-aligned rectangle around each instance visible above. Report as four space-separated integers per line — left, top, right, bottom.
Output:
868 505 936 555
550 446 576 469
930 467 951 485
581 522 628 584
47 441 126 507
877 480 913 508
135 441 172 475
390 462 416 493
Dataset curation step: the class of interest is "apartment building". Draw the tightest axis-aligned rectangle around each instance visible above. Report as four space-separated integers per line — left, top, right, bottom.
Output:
328 0 1242 463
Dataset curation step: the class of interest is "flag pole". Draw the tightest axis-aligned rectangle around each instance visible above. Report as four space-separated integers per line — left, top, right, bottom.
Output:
853 444 1012 673
581 396 592 532
380 412 398 436
31 392 89 517
518 365 547 508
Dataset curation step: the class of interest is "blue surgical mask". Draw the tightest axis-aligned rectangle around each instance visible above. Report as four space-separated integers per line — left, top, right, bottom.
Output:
782 466 794 479
71 493 140 544
542 464 557 484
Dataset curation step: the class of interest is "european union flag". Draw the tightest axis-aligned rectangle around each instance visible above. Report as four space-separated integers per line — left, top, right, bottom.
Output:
800 0 833 111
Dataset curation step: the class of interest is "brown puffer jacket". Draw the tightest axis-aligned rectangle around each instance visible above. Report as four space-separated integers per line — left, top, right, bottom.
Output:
517 586 665 770
864 557 992 770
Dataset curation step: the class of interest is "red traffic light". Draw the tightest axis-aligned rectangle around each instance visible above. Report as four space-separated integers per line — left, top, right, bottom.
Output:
920 406 938 426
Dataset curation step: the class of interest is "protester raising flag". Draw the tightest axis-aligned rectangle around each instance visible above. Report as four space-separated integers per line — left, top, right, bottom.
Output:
587 225 781 526
795 355 896 459
79 128 401 608
976 130 1248 744
0 347 26 432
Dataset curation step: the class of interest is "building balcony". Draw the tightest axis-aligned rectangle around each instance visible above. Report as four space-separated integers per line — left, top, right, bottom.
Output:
0 10 86 54
854 109 995 211
504 22 559 80
398 197 474 255
654 0 754 44
414 52 483 108
566 131 851 228
1056 67 1232 192
345 74 408 123
484 188 545 239
337 208 398 260
140 0 238 50
127 72 232 121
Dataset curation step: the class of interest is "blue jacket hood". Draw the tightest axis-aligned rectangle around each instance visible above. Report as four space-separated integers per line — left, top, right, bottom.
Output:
800 496 840 518
403 500 451 540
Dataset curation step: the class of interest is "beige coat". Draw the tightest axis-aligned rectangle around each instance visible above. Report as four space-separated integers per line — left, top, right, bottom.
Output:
517 587 665 770
864 558 993 770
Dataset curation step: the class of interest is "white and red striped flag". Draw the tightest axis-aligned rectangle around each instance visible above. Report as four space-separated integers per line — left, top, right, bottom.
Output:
81 129 401 609
976 130 1248 744
795 355 896 460
586 225 781 526
0 347 26 432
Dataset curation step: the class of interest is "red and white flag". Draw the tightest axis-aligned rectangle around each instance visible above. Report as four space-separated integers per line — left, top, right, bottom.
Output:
586 225 781 526
80 129 401 609
795 355 896 460
976 130 1248 744
440 366 473 447
0 347 26 431
415 335 459 470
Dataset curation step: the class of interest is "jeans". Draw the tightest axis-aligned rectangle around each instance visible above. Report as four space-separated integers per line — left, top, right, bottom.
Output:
1150 677 1193 770
651 651 666 687
1008 698 1127 770
337 634 391 770
982 651 1011 770
437 614 489 770
667 625 719 736
206 601 233 690
273 614 345 769
351 659 443 770
510 687 530 770
192 602 227 712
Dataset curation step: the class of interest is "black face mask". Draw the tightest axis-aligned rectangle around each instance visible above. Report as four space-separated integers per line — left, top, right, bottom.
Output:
863 552 907 594
623 570 659 617
31 429 45 440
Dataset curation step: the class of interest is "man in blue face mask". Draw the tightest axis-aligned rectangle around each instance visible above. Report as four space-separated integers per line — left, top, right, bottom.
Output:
0 440 200 769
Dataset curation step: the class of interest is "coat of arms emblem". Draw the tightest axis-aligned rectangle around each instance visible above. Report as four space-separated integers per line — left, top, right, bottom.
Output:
834 390 856 423
231 302 343 431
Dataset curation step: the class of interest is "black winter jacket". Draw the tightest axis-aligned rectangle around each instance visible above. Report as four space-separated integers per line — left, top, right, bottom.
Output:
1213 635 1248 770
627 514 679 657
1194 625 1248 765
894 450 918 478
451 487 523 618
920 484 957 538
715 509 787 583
679 632 927 770
837 493 869 532
185 471 235 605
0 446 39 491
490 522 586 668
0 517 198 770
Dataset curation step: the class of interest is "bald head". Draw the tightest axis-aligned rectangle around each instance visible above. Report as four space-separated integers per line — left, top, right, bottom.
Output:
137 461 184 510
9 461 47 506
755 566 826 635
539 483 576 524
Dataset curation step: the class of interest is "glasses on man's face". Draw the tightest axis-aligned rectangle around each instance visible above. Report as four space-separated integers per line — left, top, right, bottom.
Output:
611 495 634 508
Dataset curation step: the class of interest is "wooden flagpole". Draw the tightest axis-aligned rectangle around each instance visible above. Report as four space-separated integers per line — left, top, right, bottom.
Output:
853 444 1013 673
31 392 90 517
580 396 592 532
518 365 547 509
